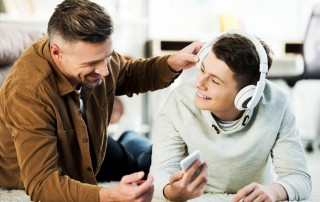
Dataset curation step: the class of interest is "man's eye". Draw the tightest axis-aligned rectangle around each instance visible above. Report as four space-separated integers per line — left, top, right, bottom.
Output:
89 62 98 66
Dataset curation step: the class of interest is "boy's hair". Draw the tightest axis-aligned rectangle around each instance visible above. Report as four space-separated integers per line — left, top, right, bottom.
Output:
212 34 273 90
47 0 114 44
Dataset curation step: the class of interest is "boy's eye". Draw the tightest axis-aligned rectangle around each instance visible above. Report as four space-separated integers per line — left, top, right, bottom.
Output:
212 79 219 84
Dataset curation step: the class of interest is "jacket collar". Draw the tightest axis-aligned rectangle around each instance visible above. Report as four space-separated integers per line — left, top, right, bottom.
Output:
40 36 76 96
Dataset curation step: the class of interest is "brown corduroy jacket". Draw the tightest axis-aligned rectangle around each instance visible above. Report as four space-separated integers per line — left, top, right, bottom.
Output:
0 36 180 202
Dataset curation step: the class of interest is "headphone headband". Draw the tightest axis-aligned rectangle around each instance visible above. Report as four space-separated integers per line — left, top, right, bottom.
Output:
226 29 268 73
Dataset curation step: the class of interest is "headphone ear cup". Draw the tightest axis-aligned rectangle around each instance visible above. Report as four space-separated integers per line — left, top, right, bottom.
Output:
234 85 256 110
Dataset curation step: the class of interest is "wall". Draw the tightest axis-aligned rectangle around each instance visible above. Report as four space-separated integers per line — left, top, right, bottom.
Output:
148 0 320 55
1 0 320 138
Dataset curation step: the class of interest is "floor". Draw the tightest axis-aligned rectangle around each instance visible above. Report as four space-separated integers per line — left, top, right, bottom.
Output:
305 143 320 192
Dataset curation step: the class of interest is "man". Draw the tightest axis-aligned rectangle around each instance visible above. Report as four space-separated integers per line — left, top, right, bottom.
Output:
150 30 312 201
0 0 202 201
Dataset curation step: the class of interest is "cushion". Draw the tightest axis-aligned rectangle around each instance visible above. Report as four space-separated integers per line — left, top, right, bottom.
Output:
0 25 44 66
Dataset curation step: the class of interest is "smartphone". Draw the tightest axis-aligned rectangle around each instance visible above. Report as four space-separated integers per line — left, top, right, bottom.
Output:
180 150 203 172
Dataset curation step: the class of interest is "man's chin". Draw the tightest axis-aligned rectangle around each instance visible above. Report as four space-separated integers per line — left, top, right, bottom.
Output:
83 78 103 89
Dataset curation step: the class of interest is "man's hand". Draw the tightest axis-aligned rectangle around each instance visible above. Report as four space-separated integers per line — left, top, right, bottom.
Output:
163 160 208 201
99 171 154 202
232 183 288 202
167 42 205 72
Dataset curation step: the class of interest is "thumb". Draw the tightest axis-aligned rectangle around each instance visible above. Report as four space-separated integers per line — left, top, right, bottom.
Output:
183 53 199 63
169 170 184 184
121 171 145 184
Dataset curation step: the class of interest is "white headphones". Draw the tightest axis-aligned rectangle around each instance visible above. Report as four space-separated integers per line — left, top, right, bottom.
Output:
196 29 269 110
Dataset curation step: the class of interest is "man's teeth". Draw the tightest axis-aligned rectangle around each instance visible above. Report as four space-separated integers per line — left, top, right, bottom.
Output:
198 92 209 99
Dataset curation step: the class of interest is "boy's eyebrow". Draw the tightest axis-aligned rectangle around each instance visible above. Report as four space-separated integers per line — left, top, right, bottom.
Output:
201 63 225 83
81 50 114 65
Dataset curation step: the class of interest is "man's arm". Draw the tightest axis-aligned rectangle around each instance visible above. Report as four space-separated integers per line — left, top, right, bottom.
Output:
113 42 203 96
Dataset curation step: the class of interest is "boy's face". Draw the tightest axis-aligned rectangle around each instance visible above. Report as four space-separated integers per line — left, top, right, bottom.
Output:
194 51 241 121
51 35 114 88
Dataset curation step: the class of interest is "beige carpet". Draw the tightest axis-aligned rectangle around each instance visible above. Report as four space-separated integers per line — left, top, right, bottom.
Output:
1 183 319 202
0 187 232 202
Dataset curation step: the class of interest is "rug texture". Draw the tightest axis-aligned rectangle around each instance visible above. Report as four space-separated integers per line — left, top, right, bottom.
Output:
1 183 319 202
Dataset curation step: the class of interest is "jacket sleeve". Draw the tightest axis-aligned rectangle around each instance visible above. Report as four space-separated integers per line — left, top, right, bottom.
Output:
110 52 181 96
4 89 101 202
272 95 312 201
149 89 187 199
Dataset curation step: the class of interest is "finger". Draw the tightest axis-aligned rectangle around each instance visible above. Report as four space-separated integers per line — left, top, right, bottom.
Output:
136 184 154 202
121 171 144 184
232 183 256 202
135 174 154 194
193 42 206 54
243 188 260 202
184 53 199 63
136 180 146 186
130 176 154 201
184 160 202 183
253 194 267 202
169 170 184 184
195 179 208 195
190 163 208 190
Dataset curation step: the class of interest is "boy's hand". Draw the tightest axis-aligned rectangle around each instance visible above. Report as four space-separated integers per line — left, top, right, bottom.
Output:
232 183 288 202
164 161 208 201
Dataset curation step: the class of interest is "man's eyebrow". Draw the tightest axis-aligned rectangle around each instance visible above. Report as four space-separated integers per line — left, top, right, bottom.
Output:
201 63 225 83
81 50 114 65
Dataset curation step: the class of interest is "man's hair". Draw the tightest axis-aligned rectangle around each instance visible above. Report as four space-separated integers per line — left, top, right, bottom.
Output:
47 0 114 44
212 34 273 89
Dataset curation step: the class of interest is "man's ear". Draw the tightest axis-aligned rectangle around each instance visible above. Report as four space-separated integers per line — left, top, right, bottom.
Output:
50 43 63 61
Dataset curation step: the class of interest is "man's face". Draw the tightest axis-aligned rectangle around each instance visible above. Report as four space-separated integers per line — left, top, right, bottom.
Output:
194 51 241 121
53 36 114 88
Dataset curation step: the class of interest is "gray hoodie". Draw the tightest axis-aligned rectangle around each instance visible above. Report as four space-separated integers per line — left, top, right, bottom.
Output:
150 79 311 201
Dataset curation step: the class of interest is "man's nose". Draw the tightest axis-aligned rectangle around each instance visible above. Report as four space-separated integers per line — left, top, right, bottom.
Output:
95 62 109 77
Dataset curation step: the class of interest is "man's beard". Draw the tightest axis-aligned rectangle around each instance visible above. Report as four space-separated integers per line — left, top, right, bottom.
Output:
82 77 103 89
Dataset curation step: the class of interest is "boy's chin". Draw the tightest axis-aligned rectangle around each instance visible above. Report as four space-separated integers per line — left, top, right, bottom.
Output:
194 101 207 110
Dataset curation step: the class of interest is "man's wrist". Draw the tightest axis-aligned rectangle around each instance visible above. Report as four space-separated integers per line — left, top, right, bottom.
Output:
169 65 182 73
99 187 116 202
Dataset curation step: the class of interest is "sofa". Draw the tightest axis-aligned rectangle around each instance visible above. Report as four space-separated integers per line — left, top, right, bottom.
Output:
0 25 44 86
